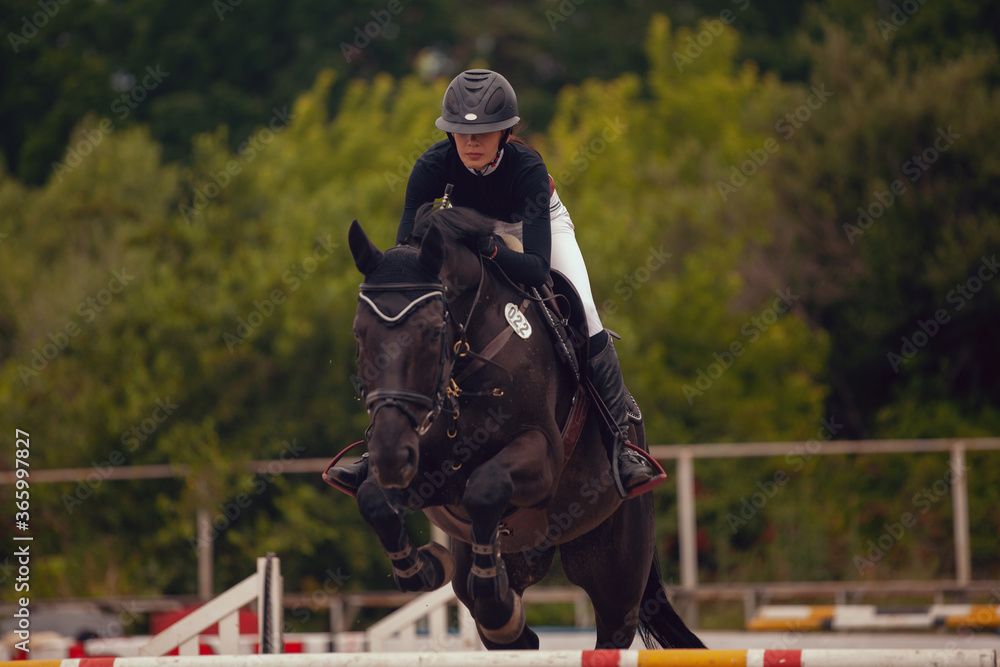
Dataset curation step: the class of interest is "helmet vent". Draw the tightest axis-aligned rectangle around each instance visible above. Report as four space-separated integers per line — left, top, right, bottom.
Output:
484 88 506 115
444 88 460 115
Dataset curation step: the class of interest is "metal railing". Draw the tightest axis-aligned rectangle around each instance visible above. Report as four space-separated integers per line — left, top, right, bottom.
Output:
648 438 1000 591
3 437 997 628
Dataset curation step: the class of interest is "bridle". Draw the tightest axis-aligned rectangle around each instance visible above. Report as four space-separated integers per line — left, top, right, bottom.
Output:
357 280 452 436
356 252 509 440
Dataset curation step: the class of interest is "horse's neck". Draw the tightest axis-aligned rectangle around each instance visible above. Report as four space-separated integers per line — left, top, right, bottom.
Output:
443 255 506 335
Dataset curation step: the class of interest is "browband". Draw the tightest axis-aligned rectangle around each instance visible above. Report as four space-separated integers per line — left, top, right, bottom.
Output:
358 282 445 324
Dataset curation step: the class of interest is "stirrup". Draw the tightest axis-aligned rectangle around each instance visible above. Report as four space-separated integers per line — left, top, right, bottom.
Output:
322 441 367 498
611 440 667 500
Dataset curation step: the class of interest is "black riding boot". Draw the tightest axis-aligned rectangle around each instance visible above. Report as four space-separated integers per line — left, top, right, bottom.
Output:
323 452 370 497
588 332 658 498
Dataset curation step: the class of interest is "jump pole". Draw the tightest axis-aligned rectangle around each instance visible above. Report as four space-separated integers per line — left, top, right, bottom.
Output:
2 649 996 667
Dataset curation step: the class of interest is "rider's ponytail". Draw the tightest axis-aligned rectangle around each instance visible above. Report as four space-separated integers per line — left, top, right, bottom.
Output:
506 127 543 160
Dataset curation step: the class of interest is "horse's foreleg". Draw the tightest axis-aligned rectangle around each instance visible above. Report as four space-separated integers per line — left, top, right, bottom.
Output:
461 430 555 646
357 476 455 593
453 543 543 650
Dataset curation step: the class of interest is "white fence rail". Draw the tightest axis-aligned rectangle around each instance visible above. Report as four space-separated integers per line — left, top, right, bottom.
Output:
139 555 282 657
365 583 482 652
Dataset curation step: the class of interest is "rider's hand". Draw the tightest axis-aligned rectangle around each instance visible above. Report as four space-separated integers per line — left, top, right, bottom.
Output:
478 234 499 259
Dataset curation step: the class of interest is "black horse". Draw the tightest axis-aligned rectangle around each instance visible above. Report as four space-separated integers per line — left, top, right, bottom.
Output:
333 204 705 651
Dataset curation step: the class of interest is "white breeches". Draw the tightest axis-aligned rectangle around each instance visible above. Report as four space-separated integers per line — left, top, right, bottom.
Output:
494 188 604 338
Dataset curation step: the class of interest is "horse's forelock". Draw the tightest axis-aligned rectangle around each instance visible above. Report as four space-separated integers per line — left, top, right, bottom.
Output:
363 246 439 285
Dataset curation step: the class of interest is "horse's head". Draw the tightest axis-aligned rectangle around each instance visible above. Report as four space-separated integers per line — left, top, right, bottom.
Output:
349 206 500 488
348 219 450 488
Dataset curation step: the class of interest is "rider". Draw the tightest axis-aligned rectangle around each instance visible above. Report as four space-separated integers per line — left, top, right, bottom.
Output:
329 69 662 498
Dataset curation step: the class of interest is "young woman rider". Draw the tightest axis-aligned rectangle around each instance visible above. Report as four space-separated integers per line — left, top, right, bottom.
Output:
328 70 662 498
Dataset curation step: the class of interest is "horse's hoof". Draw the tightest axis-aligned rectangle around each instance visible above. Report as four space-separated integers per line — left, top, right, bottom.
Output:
392 541 455 592
477 591 525 645
418 541 456 587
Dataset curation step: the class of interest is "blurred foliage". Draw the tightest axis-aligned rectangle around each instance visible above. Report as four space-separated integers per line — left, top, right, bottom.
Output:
4 0 997 185
1 0 998 612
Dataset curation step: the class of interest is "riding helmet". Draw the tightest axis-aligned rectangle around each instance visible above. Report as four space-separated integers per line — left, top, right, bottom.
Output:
435 69 520 134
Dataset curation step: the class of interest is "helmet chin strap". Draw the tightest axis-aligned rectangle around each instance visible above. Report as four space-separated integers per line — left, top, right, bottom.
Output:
469 147 504 177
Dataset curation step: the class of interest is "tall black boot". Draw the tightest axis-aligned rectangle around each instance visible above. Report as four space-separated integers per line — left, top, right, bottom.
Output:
323 452 370 497
588 332 659 498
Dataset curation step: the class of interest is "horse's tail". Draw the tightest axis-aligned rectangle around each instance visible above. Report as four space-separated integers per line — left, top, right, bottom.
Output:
637 549 707 649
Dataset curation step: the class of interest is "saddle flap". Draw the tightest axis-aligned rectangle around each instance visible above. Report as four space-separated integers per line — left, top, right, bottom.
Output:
537 269 590 375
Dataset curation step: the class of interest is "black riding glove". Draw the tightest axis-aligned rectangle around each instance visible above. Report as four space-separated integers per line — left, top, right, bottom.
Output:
478 234 500 260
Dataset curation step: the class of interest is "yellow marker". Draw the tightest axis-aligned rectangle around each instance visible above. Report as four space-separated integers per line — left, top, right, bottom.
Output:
638 649 748 666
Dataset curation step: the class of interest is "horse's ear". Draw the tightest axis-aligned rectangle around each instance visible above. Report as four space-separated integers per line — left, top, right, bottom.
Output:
348 219 383 276
418 224 444 276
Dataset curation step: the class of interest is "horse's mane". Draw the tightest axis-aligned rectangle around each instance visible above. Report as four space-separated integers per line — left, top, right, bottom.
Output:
410 202 496 250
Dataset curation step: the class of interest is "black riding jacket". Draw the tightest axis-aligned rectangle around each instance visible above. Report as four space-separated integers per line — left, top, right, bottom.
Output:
396 139 552 288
